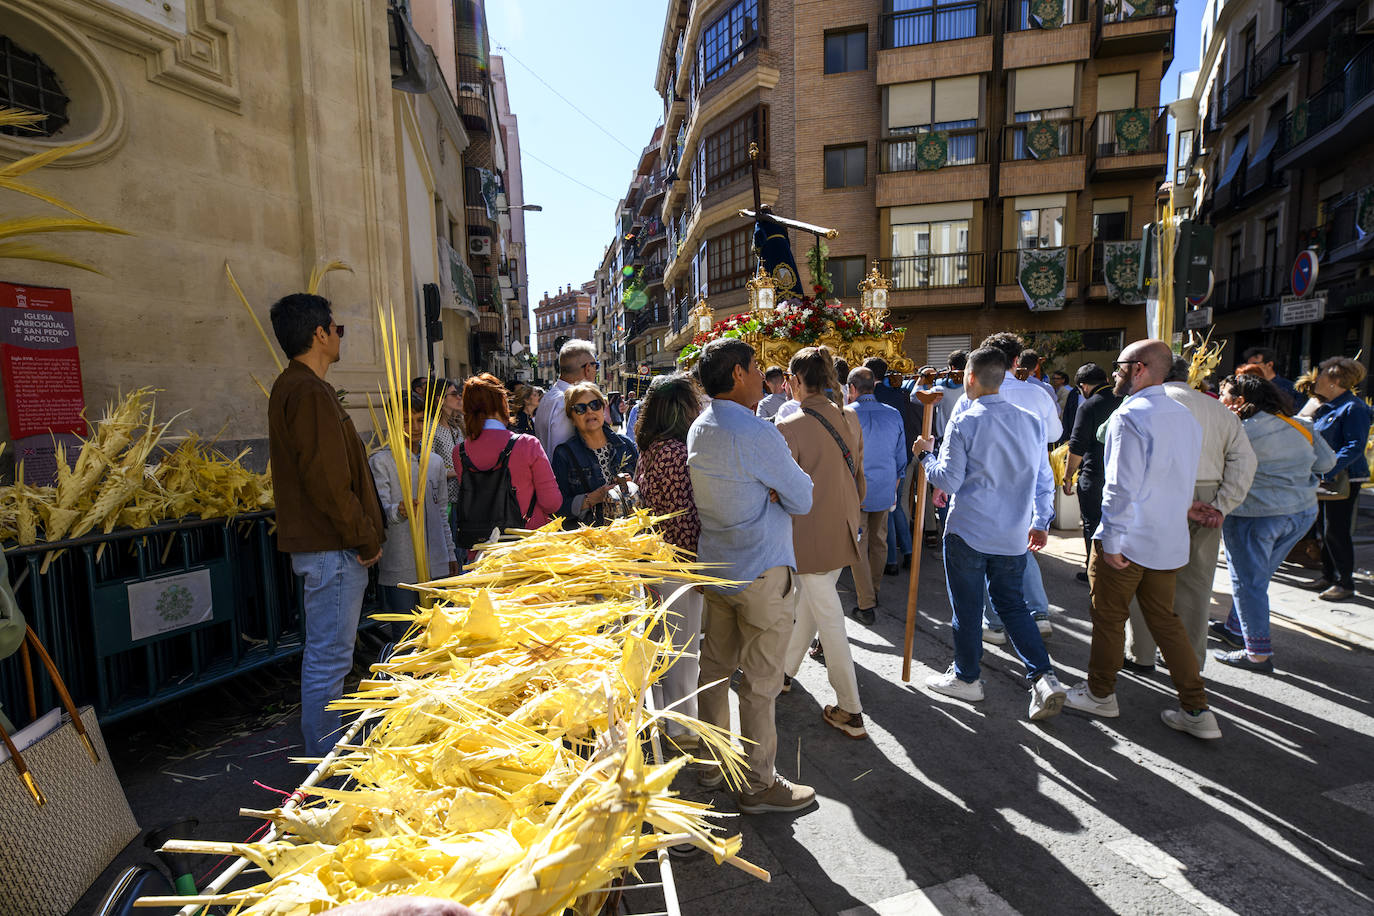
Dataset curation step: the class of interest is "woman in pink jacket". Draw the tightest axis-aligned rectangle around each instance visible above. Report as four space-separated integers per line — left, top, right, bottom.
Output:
453 374 562 537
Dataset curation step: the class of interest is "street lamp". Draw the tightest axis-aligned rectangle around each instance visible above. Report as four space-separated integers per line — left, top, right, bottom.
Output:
858 260 892 314
498 204 543 212
691 297 713 334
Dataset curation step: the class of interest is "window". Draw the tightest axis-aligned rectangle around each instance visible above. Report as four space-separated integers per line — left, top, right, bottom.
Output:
882 0 980 48
927 334 972 367
890 217 971 288
884 77 980 168
824 144 866 188
1092 198 1130 241
1261 216 1278 297
1018 208 1064 248
824 28 867 73
827 257 867 299
1081 330 1124 351
704 106 768 194
707 226 752 292
0 36 70 136
700 0 761 85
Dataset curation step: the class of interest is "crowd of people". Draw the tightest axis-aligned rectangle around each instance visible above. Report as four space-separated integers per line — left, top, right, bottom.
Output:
265 291 1369 817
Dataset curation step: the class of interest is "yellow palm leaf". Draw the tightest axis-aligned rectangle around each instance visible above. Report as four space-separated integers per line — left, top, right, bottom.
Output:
226 261 286 373
0 141 96 219
0 215 130 241
0 240 102 273
307 259 353 295
0 107 44 129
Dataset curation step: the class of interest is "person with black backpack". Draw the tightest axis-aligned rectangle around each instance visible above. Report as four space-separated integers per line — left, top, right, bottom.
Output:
453 374 562 552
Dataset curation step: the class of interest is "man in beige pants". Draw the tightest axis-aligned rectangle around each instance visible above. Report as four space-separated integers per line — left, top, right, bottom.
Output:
687 338 816 814
1125 356 1256 671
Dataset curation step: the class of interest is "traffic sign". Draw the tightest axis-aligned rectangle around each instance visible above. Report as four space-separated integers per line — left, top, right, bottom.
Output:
1277 293 1326 326
1186 270 1214 307
1291 250 1319 298
1185 306 1214 329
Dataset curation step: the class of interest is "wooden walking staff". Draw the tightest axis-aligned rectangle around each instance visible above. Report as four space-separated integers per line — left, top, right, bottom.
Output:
903 369 943 682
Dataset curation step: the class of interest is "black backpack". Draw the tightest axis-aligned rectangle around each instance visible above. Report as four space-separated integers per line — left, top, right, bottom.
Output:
455 439 536 549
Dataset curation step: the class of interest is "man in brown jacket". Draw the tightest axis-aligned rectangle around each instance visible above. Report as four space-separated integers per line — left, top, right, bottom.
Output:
267 293 384 756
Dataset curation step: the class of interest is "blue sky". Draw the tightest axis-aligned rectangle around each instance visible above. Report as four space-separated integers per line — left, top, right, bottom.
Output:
488 0 1210 353
486 1 665 348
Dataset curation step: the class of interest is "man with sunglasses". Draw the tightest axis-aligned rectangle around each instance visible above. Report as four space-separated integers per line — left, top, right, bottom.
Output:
1064 339 1222 740
267 293 385 757
535 339 599 457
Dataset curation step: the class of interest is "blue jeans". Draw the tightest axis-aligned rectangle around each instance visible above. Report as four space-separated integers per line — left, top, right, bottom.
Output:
1220 506 1317 656
944 533 1055 684
984 551 1050 626
888 504 913 565
292 549 369 756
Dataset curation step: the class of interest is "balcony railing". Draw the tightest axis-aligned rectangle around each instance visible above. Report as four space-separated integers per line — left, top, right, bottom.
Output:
1088 108 1167 162
1006 0 1085 29
1249 33 1289 93
1219 68 1253 119
1278 43 1374 156
880 252 985 290
880 127 986 172
642 259 667 285
1100 0 1175 25
880 1 984 49
1002 118 1084 160
997 248 1079 285
1283 0 1315 39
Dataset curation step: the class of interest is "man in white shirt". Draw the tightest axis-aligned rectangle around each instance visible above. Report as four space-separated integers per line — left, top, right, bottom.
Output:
1125 356 1256 672
1065 339 1223 740
756 366 788 421
534 340 598 457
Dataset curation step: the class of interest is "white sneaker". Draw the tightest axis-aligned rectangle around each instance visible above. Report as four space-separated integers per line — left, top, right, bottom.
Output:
1063 683 1120 718
1161 707 1222 740
982 627 1007 645
1036 616 1053 636
925 666 985 701
1029 672 1067 720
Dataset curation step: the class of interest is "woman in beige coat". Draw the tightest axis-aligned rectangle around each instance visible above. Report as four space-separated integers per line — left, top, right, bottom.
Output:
776 346 868 739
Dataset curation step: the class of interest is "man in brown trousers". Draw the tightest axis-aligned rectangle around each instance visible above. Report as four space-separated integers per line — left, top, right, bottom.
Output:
267 293 384 756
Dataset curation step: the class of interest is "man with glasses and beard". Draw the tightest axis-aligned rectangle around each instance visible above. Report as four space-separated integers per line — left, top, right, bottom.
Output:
268 293 385 756
1063 339 1223 740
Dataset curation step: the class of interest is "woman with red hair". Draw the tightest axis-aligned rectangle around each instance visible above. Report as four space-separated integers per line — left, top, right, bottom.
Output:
453 374 561 548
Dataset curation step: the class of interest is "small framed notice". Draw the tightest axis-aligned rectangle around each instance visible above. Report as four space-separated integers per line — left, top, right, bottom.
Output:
127 569 214 642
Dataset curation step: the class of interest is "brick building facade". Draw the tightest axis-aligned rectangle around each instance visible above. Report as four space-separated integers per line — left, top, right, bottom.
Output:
534 285 594 378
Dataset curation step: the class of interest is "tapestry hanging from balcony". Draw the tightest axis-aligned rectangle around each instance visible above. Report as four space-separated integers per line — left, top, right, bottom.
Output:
1103 240 1146 305
1357 186 1374 242
1114 108 1151 153
1289 101 1309 147
1019 247 1067 311
1030 0 1064 28
1026 121 1062 160
915 132 949 170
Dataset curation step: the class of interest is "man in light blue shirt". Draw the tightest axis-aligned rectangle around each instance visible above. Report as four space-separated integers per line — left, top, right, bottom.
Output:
687 338 816 813
913 346 1067 722
846 367 907 624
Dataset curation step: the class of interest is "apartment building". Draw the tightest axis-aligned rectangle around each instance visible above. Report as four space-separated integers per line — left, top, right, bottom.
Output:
653 0 1173 369
1176 0 1374 374
533 285 595 378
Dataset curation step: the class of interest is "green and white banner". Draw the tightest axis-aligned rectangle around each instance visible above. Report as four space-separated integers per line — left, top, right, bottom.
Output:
914 132 949 171
1102 240 1146 305
1018 247 1068 311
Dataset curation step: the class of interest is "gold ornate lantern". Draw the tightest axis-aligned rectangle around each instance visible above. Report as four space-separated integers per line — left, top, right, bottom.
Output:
690 297 714 334
858 260 892 315
746 264 777 318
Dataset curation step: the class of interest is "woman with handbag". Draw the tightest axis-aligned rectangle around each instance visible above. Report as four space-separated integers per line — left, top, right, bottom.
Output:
454 374 561 539
1212 375 1335 671
632 373 705 751
776 346 869 740
1305 357 1371 600
551 382 639 528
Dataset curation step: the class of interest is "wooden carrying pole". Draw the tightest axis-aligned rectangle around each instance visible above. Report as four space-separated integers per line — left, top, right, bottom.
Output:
903 376 942 682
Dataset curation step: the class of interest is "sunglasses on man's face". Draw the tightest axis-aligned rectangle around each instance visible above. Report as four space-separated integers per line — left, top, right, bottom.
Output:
325 323 345 339
571 398 605 415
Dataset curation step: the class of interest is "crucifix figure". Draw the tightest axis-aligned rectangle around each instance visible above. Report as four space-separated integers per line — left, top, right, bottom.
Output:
742 141 837 301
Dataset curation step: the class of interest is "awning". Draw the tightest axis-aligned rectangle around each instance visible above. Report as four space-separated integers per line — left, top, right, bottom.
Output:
1245 118 1281 189
1214 133 1249 201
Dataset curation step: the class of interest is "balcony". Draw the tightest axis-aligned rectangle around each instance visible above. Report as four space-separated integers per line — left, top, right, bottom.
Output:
1282 0 1363 55
1094 0 1175 58
1214 267 1285 312
477 311 503 337
1086 109 1167 180
1319 193 1372 265
1006 0 1086 29
880 1 986 49
1219 68 1253 120
638 170 667 214
995 248 1080 304
1276 43 1374 168
1249 33 1292 95
642 259 667 287
880 127 986 172
880 252 985 291
457 57 491 135
1002 119 1084 160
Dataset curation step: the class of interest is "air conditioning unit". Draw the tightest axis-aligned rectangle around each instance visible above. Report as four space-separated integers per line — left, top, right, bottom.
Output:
1356 0 1374 31
468 236 492 257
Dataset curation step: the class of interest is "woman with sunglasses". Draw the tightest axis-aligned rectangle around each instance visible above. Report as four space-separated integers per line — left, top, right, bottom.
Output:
431 380 465 552
550 382 639 528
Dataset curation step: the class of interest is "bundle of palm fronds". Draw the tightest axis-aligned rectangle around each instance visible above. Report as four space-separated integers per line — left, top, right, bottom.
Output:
143 513 763 915
0 388 272 548
0 107 129 272
1183 328 1227 390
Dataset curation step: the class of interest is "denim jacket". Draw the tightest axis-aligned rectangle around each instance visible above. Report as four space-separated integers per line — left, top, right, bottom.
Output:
1232 412 1336 518
551 426 639 527
1313 391 1372 482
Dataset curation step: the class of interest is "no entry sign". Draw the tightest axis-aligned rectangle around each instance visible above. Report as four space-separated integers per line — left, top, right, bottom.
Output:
1291 250 1319 299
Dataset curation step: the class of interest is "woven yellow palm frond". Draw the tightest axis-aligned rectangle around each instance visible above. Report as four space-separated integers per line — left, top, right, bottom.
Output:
1183 328 1227 391
307 259 353 295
